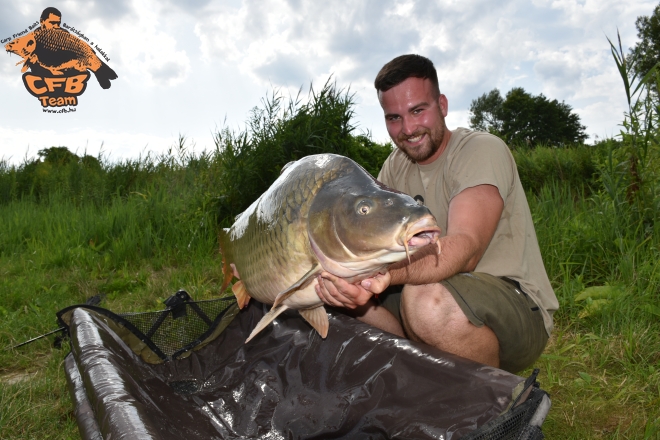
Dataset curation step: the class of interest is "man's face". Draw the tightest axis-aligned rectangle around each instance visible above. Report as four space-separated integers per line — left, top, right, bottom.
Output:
378 77 448 165
41 13 61 30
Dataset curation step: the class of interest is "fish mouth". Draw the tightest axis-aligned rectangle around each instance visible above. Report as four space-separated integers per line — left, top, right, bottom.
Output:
402 216 442 262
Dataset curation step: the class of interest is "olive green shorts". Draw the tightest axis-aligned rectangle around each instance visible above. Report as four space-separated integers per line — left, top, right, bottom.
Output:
379 272 548 373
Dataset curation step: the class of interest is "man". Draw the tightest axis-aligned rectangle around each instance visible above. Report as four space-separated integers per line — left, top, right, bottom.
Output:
40 7 63 30
315 54 558 373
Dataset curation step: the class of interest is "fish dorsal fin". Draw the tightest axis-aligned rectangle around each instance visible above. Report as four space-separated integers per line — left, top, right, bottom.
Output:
245 305 289 343
299 306 329 338
231 280 252 309
272 263 322 308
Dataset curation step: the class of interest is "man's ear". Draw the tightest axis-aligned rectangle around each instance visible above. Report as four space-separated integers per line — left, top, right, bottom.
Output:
438 94 449 117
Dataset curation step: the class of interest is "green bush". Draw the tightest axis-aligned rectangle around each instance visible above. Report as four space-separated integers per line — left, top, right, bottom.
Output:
209 80 392 226
512 142 606 194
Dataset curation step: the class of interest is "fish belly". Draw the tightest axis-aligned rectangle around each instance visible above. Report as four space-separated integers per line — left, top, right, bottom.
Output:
242 254 317 307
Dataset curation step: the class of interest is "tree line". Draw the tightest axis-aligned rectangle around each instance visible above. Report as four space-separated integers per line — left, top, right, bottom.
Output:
468 87 587 147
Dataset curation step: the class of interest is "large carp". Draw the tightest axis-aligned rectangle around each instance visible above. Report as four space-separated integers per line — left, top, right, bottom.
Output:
219 154 440 342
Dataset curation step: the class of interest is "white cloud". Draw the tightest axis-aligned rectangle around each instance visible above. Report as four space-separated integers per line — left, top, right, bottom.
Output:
98 2 191 87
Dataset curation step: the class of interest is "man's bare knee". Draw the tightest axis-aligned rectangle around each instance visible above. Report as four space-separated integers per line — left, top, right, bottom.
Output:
400 283 500 368
400 284 460 343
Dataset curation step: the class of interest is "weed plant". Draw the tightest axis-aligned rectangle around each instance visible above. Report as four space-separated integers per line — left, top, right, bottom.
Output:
211 80 392 225
512 141 607 195
1 70 659 438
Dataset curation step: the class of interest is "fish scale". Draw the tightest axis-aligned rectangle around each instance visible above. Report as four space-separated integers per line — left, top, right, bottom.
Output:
237 175 314 297
38 29 90 56
34 28 101 70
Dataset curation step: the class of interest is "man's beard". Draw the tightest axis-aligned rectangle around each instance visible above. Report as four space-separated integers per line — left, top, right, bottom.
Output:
394 125 445 163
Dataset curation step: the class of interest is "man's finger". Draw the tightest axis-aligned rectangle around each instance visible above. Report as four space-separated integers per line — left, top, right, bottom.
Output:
360 272 391 294
318 274 362 309
315 276 345 308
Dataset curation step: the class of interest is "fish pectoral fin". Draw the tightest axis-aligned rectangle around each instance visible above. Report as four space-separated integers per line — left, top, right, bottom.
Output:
299 306 329 339
232 280 252 309
272 263 322 308
245 305 289 343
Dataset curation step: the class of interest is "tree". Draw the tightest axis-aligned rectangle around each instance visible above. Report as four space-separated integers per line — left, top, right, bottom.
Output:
37 146 80 165
468 87 588 147
628 3 660 83
468 89 504 133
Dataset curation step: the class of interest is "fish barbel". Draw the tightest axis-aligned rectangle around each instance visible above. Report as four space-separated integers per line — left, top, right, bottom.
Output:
219 154 441 342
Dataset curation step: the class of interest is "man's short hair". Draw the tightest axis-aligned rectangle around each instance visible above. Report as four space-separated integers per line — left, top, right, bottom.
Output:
374 54 440 97
40 7 62 22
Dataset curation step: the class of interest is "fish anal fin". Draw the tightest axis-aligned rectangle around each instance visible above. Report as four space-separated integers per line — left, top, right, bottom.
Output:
245 305 289 343
299 306 329 338
232 280 251 309
272 263 322 308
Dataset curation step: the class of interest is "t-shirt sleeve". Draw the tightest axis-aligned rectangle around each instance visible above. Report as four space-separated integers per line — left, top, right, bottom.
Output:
446 134 515 203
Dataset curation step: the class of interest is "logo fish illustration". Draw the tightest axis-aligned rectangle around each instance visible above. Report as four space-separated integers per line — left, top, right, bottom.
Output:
6 27 117 89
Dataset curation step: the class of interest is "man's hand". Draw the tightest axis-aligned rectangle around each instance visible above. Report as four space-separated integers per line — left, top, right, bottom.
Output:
315 272 392 309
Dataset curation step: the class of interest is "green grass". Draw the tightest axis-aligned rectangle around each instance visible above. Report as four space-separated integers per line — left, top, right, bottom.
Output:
0 187 225 439
518 180 660 439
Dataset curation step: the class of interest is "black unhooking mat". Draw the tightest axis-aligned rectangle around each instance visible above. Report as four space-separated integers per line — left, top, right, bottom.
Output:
58 293 550 440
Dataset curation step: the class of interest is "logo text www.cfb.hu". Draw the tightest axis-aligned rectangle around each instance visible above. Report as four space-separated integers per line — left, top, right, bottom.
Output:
42 107 76 113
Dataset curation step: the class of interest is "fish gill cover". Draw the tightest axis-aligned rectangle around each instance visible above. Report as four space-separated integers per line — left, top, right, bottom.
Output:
3 6 118 111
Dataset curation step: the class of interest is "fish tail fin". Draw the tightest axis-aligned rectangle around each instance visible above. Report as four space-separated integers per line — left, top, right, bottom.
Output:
93 62 118 89
245 305 289 343
231 280 251 309
219 228 234 292
299 306 329 338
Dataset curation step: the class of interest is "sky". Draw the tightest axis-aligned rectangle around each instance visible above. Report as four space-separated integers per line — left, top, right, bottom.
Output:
0 0 656 165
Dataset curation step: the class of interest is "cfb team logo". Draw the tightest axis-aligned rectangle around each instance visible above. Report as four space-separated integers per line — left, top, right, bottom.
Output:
3 7 117 111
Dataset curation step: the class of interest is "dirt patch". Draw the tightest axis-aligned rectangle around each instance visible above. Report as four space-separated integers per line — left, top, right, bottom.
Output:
0 370 38 385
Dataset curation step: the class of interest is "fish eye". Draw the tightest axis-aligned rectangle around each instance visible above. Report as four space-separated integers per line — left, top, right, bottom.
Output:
27 40 34 46
357 201 371 215
385 198 393 206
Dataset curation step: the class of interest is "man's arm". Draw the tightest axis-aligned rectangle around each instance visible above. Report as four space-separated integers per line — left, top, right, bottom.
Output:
315 184 504 308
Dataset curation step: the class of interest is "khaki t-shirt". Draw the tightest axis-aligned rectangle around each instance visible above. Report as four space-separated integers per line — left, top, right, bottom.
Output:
378 127 558 336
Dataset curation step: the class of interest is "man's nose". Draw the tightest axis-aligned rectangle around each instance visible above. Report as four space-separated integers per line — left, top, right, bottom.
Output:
401 115 417 135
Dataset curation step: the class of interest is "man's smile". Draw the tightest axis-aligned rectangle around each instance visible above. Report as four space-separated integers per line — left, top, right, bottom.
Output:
406 133 424 143
400 131 428 146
